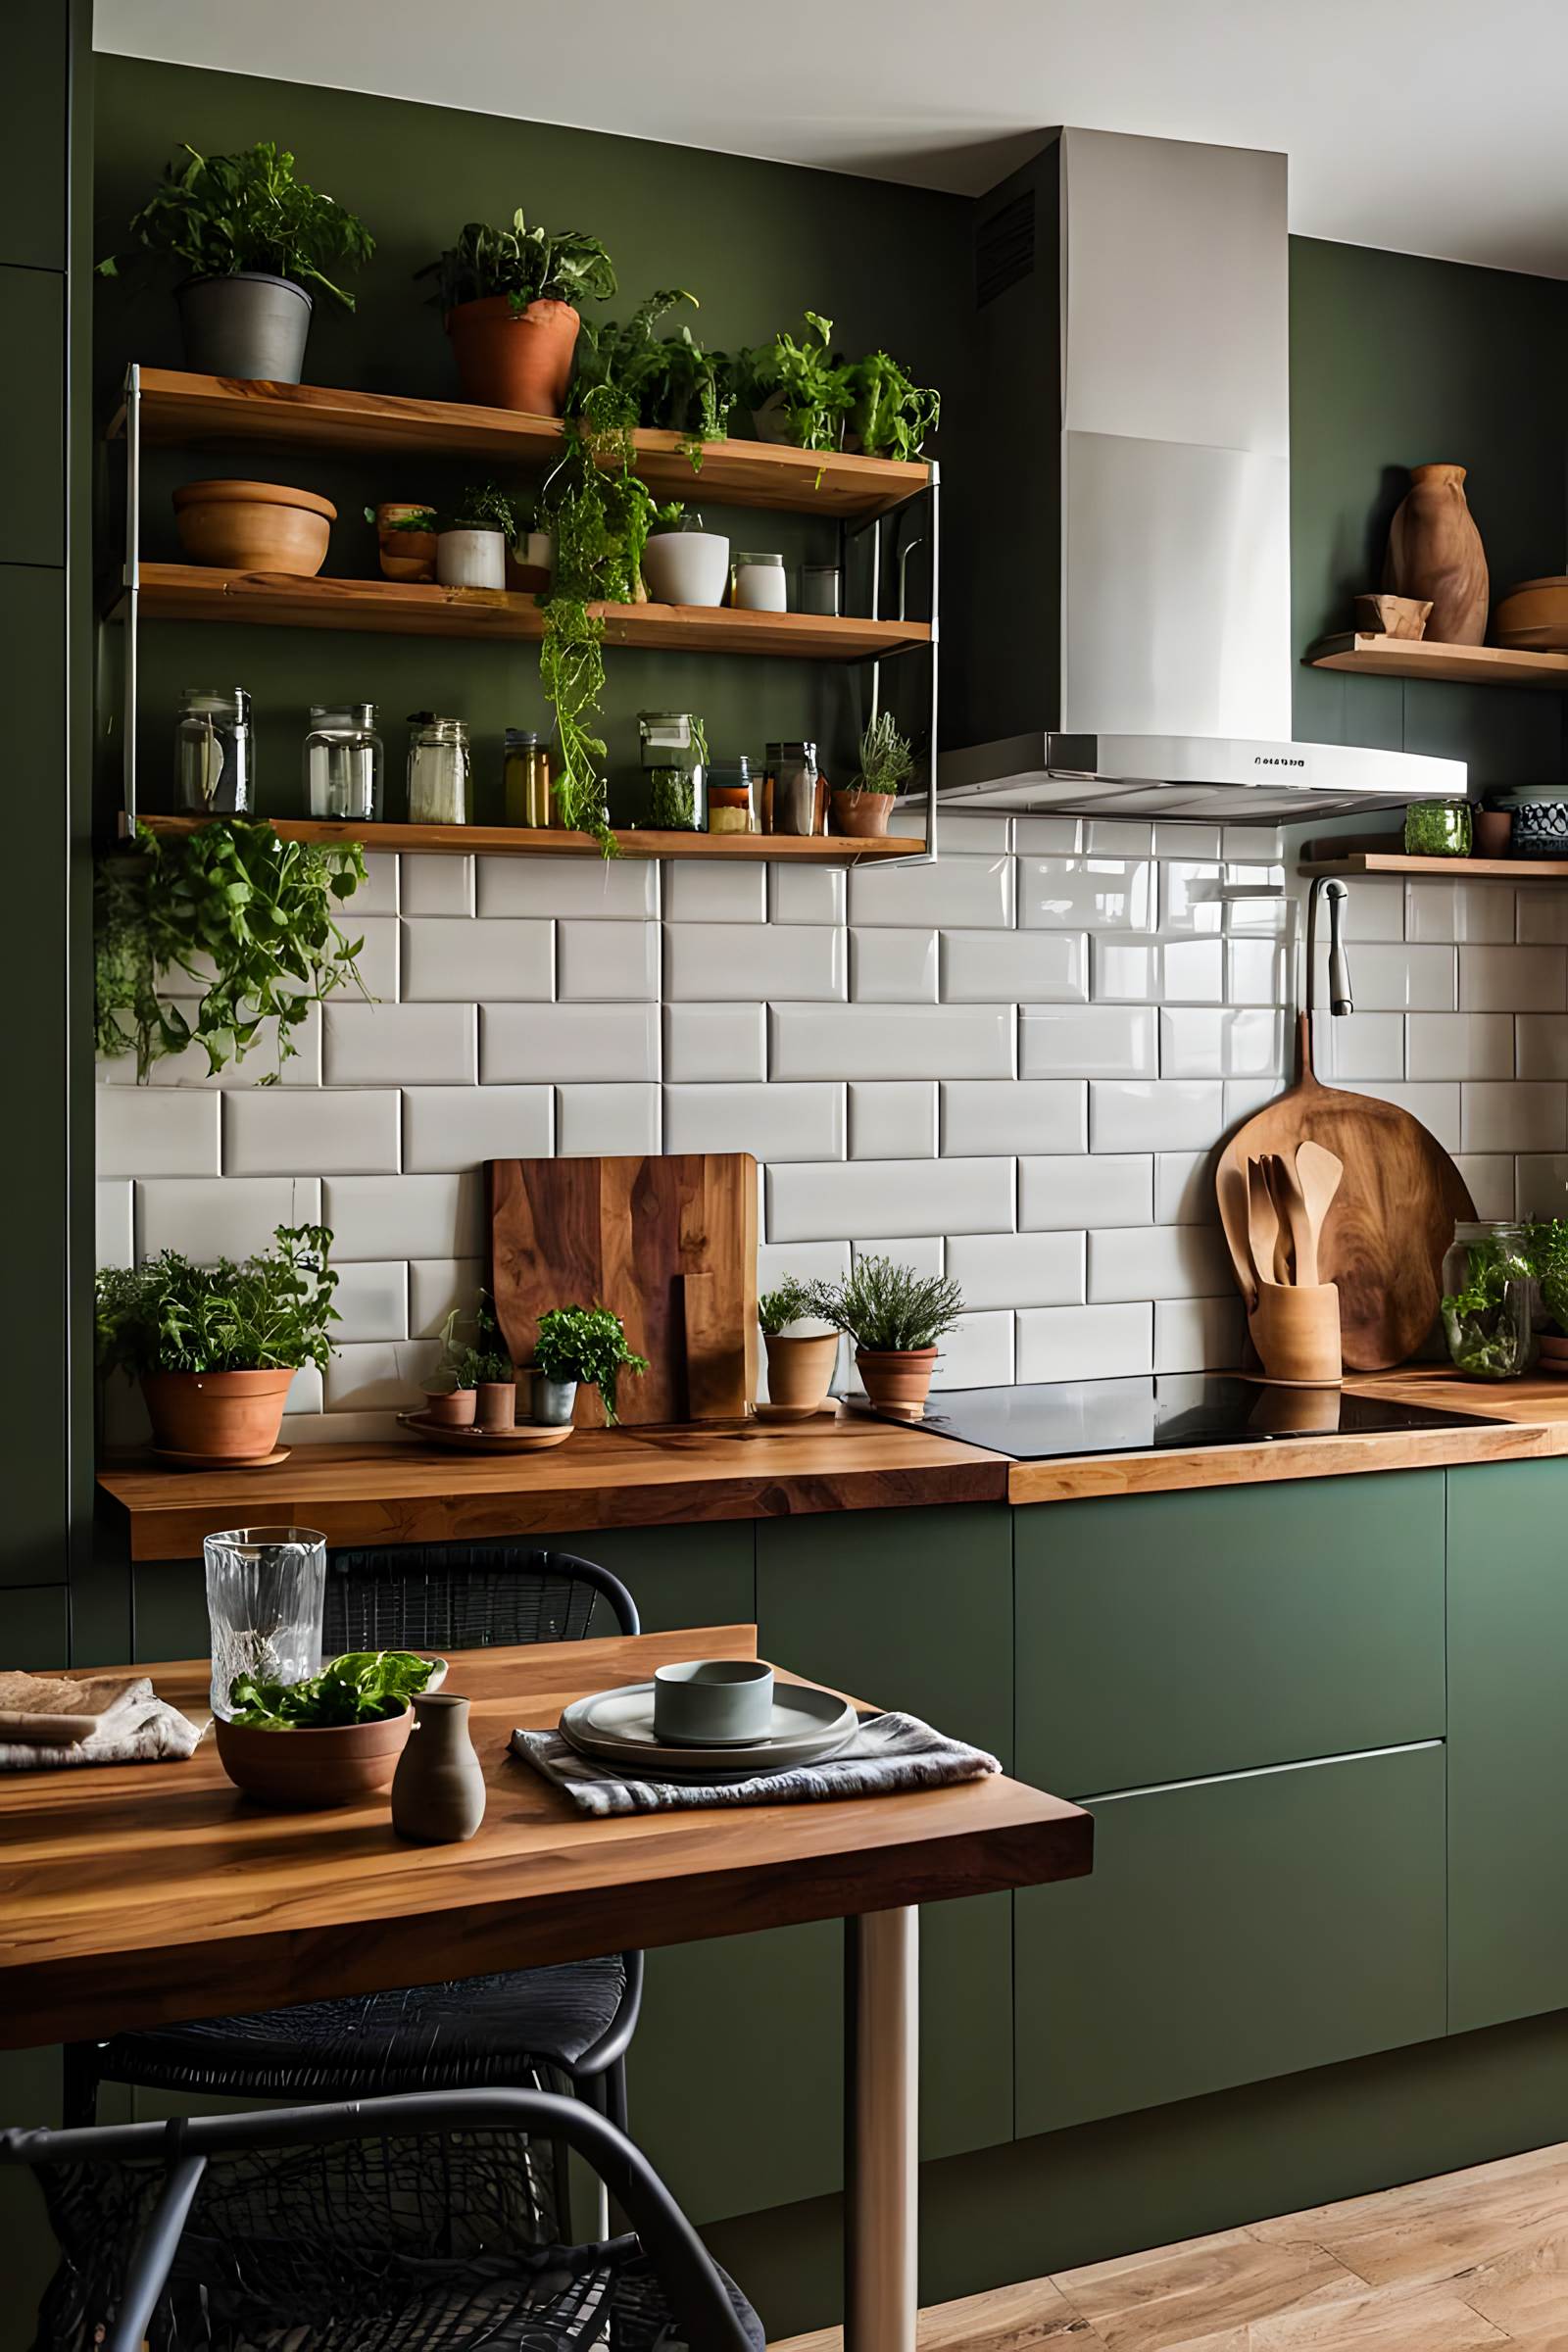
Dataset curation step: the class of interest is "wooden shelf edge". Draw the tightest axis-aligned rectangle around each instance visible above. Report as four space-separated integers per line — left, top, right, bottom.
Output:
1306 631 1568 689
128 814 925 862
1299 850 1568 881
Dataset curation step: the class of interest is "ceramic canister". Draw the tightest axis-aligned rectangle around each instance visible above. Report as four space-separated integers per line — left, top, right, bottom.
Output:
391 1691 487 1842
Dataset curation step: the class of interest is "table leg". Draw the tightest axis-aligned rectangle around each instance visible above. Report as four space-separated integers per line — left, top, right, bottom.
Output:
845 1905 918 2352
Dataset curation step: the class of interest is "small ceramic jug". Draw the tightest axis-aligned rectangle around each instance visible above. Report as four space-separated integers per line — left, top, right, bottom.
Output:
391 1692 486 1843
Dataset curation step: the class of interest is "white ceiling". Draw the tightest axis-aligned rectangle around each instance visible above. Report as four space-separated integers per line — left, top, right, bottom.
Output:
96 0 1568 279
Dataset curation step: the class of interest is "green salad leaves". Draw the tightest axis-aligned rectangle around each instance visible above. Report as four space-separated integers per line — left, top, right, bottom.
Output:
228 1650 436 1728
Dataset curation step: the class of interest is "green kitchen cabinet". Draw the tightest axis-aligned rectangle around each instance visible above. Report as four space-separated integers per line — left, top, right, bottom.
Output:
1448 1457 1568 2033
1015 1473 1446 1798
1015 1741 1447 2135
553 1521 756 1639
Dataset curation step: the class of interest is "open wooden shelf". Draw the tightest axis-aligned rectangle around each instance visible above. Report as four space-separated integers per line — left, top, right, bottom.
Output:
122 563 929 662
1306 632 1568 690
1298 849 1568 882
109 368 932 520
130 814 925 863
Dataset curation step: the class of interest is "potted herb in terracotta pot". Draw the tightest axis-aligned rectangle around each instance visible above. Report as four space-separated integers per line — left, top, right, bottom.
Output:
832 710 914 839
367 503 438 583
94 1224 339 1462
819 1256 964 1415
534 1305 650 1426
469 1291 518 1430
417 213 616 416
759 1276 840 1415
420 1309 478 1426
98 141 373 384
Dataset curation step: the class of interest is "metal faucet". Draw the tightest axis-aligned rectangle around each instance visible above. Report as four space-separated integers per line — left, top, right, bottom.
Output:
1307 875 1354 1017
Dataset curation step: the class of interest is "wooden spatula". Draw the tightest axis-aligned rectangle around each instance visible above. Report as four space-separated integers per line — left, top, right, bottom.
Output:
1269 1151 1314 1288
1260 1156 1294 1284
1248 1157 1282 1294
1293 1139 1344 1290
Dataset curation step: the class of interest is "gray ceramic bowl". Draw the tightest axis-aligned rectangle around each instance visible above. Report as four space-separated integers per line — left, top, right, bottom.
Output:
653 1658 776 1745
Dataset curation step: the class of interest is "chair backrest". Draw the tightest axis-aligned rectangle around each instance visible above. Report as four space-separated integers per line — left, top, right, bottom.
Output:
323 1545 640 1655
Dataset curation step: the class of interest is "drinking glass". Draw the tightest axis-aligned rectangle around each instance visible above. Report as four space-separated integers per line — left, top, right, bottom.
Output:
205 1526 327 1717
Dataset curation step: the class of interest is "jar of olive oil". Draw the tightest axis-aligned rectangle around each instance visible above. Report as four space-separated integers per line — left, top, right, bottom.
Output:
504 729 555 828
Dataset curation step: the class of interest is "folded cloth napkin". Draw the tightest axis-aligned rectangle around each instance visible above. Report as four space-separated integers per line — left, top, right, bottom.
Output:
0 1679 205 1771
510 1709 1001 1818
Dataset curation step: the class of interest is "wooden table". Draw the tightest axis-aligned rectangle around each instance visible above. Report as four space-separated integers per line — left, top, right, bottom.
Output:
0 1627 1091 2352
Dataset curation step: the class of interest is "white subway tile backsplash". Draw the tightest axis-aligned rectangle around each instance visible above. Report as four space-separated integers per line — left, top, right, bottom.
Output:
1315 942 1454 1011
137 1177 322 1262
1094 938 1224 1004
667 922 844 1003
1085 820 1152 857
851 928 939 1004
767 1156 1013 1243
482 1003 660 1083
1163 938 1232 1004
478 857 659 920
224 1089 401 1177
97 1088 220 1179
931 1310 1015 1389
1344 1082 1461 1152
1460 1082 1568 1153
401 917 551 1002
324 1339 442 1413
1154 1151 1219 1225
1310 1011 1404 1082
1515 890 1568 946
96 1181 133 1268
325 1004 477 1087
348 854 400 916
897 809 1011 854
1020 1154 1151 1230
283 1365 324 1416
1159 1008 1285 1080
1016 1302 1152 1382
663 1004 766 1083
1404 881 1516 945
400 856 472 916
1515 1156 1568 1219
1021 1004 1157 1078
662 860 767 923
560 920 661 1003
96 1008 324 1090
409 1256 483 1338
321 1174 482 1260
1087 1223 1234 1303
1406 1013 1515 1082
343 916 401 1003
850 855 1014 930
848 1082 937 1159
1157 863 1223 935
855 1236 946 1279
1517 1014 1568 1081
1221 826 1283 862
943 1080 1086 1156
1153 822 1223 860
1223 1076 1288 1126
943 930 1088 1004
1457 944 1568 1013
770 1004 1012 1081
1021 858 1152 934
1452 1154 1518 1221
1091 1081 1226 1152
402 1084 553 1172
665 1082 843 1162
1154 1296 1245 1374
769 863 845 925
557 1084 662 1157
945 1231 1084 1310
1225 940 1287 1006
758 1239 852 1292
330 1260 410 1344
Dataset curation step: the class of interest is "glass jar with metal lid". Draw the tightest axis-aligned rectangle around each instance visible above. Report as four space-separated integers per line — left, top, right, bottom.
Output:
504 728 555 828
638 710 706 832
1440 1219 1537 1379
174 686 253 814
764 740 820 836
303 704 383 821
406 713 469 826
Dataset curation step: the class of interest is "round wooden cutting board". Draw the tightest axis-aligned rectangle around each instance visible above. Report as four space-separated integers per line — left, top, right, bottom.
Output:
1217 1015 1474 1370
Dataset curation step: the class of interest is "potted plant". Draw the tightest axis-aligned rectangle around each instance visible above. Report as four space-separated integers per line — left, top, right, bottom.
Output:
832 711 914 839
94 1224 339 1461
417 212 617 416
98 140 373 384
534 1305 650 1426
641 502 730 609
739 314 854 451
435 483 516 591
469 1291 518 1430
759 1277 839 1414
573 289 735 466
818 1256 964 1414
366 503 438 583
420 1308 478 1425
218 1649 438 1809
845 350 941 463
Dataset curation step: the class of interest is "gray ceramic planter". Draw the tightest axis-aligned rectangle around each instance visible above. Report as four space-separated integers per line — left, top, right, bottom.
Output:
177 271 313 383
531 1373 579 1426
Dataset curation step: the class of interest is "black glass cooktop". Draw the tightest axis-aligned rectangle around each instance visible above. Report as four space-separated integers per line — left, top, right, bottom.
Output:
874 1375 1494 1461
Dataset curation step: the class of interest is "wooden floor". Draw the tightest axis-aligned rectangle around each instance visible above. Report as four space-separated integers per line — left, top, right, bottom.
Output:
772 2140 1568 2351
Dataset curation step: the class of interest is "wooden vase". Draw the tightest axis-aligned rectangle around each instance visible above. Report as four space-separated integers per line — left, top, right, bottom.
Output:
1383 464 1488 646
1248 1283 1343 1386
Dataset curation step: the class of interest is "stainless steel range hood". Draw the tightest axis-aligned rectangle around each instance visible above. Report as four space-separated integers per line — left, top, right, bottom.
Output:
936 129 1465 820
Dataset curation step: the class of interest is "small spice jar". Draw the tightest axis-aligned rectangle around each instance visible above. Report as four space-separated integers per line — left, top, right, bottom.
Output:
174 686 253 814
1441 1220 1538 1380
303 704 383 821
406 712 469 825
732 552 787 612
706 759 757 835
503 728 554 828
1404 799 1473 857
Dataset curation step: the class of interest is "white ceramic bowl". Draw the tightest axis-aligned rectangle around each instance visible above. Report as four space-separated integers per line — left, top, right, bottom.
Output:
641 531 730 609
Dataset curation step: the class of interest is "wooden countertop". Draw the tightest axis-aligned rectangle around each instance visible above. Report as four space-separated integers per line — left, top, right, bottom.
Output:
96 1370 1568 1554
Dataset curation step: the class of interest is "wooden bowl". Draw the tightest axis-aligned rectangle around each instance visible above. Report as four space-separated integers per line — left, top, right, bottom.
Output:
1494 576 1568 651
173 479 335 576
215 1708 412 1809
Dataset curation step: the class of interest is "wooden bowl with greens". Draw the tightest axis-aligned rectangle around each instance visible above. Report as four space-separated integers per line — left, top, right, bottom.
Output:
215 1650 440 1810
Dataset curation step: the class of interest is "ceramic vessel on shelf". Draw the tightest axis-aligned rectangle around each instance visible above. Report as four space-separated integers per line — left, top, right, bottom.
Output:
732 552 787 612
145 1367 294 1459
177 271 313 382
216 1708 412 1809
173 480 334 576
1383 463 1488 645
204 1525 326 1719
1440 1221 1538 1380
640 529 729 608
436 527 506 590
1353 591 1431 640
1538 1332 1568 1374
763 1331 839 1412
856 1346 938 1413
1501 787 1568 858
445 295 579 415
532 1373 578 1426
371 503 437 582
1473 808 1513 857
391 1692 486 1842
1494 576 1568 652
421 1386 476 1426
831 787 894 839
477 1380 516 1432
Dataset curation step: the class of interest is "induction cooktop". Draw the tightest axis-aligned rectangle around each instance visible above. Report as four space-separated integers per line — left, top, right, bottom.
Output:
870 1374 1495 1461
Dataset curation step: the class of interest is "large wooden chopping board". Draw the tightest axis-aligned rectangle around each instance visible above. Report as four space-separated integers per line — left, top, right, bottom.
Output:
488 1154 758 1425
1216 1015 1473 1370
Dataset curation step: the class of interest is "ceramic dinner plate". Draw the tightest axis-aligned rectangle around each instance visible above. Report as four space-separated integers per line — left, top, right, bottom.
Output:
559 1680 859 1778
397 1413 573 1452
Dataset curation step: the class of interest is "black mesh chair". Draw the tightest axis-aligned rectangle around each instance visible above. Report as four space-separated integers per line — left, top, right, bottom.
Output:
4 2087 760 2352
64 1547 646 2185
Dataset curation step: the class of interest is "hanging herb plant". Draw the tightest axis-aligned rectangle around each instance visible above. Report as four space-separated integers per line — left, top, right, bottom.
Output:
572 289 735 470
95 819 368 1083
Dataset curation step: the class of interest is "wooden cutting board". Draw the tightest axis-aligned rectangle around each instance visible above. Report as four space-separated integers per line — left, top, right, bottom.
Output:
487 1154 758 1425
1216 1016 1474 1370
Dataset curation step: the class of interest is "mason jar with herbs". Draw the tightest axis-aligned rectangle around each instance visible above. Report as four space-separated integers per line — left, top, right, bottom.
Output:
406 713 469 825
1404 798 1473 857
1441 1219 1538 1379
638 710 706 832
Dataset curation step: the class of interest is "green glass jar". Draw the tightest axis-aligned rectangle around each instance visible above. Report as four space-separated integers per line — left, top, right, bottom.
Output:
1404 799 1473 857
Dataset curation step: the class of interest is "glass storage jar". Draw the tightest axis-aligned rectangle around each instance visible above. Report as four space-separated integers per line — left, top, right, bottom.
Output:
706 758 757 834
638 710 706 832
303 703 382 821
504 728 555 828
764 740 821 836
1404 799 1473 857
174 686 253 814
732 551 787 612
406 713 469 825
1441 1219 1538 1379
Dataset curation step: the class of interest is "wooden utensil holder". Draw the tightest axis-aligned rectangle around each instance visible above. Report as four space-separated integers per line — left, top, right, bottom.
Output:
1249 1282 1343 1386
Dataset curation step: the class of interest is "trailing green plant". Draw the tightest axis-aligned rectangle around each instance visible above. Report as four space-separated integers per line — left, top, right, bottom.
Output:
94 1224 339 1379
95 820 368 1083
817 1257 965 1353
846 350 941 463
572 290 734 466
417 212 616 316
1526 1218 1568 1332
740 313 855 452
98 141 373 307
228 1650 436 1728
758 1276 828 1336
534 1305 649 1426
854 710 914 796
651 500 687 529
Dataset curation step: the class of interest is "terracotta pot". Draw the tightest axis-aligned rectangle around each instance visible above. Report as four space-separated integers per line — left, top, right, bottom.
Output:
422 1388 477 1427
374 503 437 583
173 479 335 576
831 788 895 838
445 296 580 416
763 1331 839 1412
856 1347 939 1412
391 1692 487 1842
1383 464 1488 647
1538 1331 1568 1372
1473 809 1513 858
477 1380 516 1432
140 1368 294 1458
216 1708 412 1810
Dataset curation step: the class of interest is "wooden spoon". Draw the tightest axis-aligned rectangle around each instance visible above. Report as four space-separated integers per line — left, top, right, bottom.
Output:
1293 1139 1344 1290
1248 1157 1283 1294
1270 1151 1314 1288
1260 1156 1293 1284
